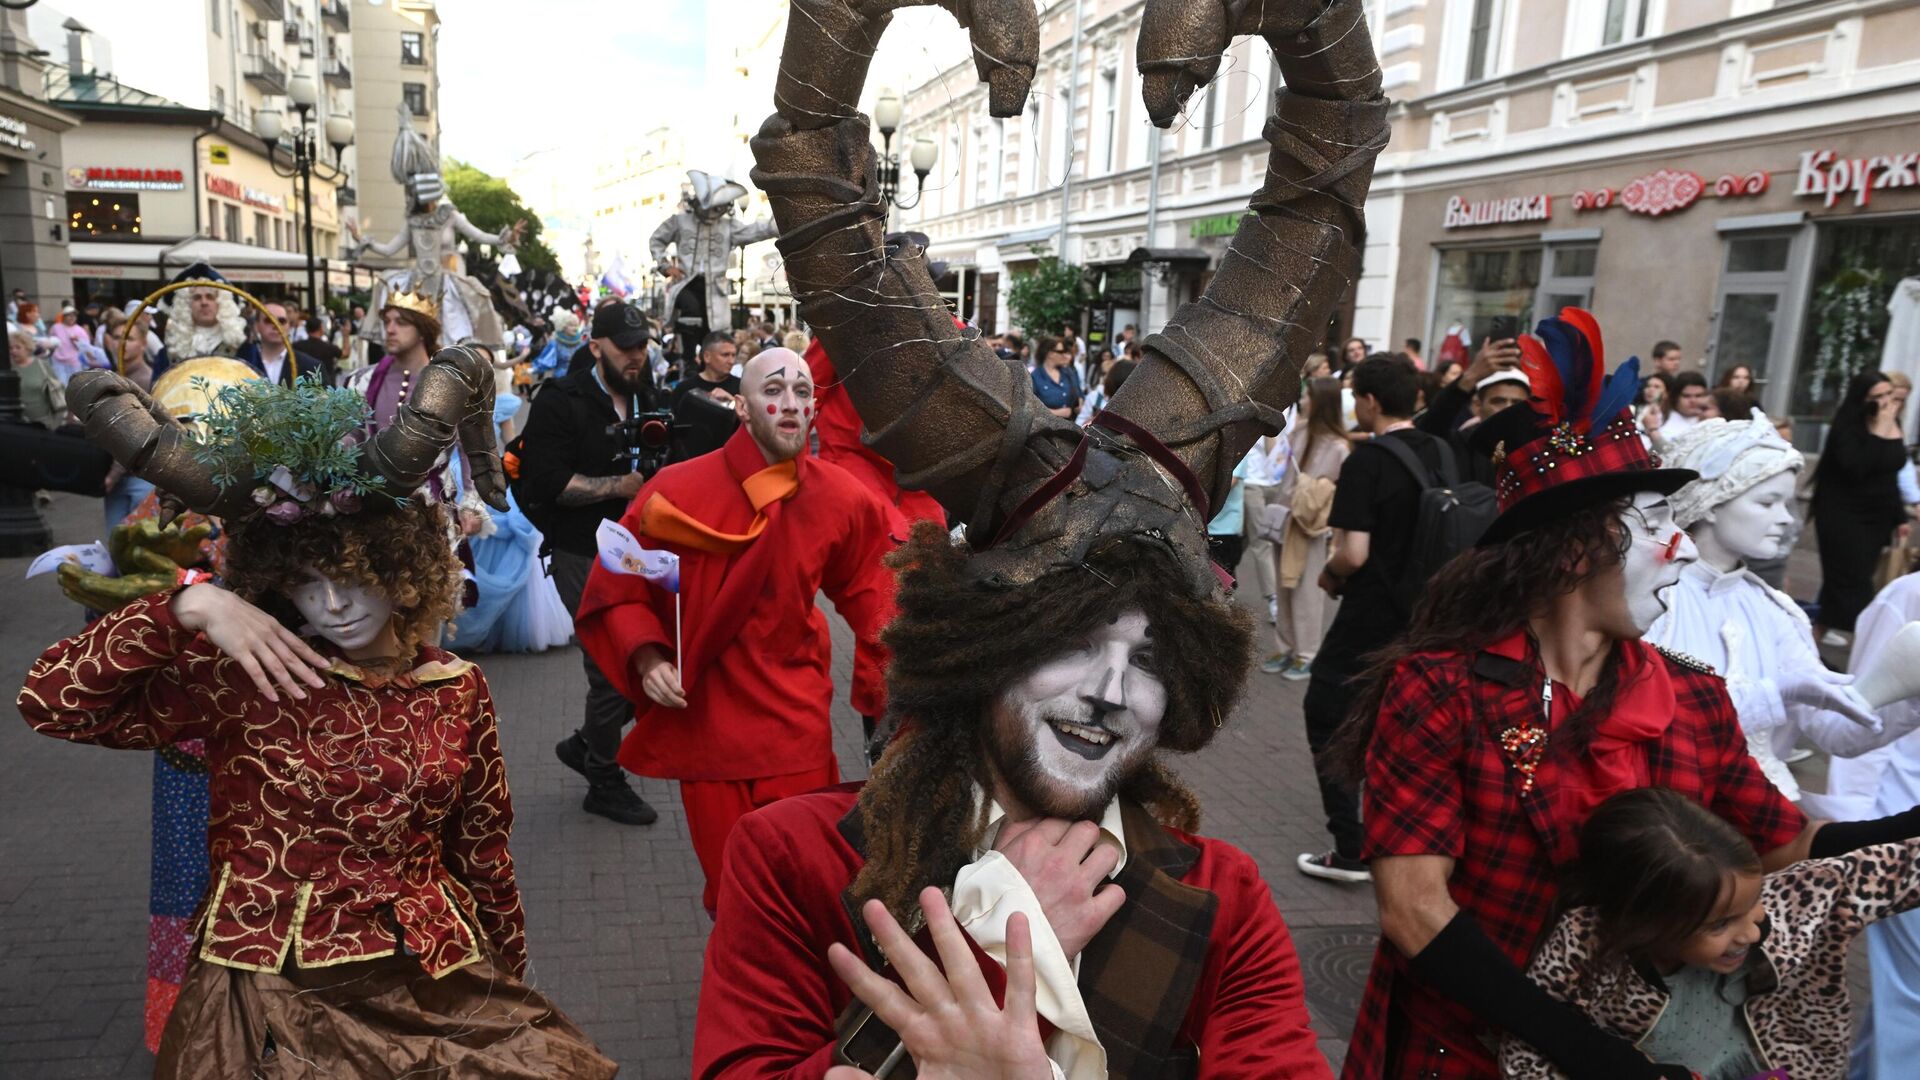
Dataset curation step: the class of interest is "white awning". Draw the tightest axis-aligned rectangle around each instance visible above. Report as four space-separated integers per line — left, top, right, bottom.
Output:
69 237 330 286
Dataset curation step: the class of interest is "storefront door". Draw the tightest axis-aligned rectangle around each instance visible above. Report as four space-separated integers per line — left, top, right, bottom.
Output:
1706 229 1810 414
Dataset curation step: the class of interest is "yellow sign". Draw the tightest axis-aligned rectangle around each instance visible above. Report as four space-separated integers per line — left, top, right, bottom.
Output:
208 144 231 165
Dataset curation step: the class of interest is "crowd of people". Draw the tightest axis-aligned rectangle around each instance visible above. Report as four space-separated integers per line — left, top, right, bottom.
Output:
17 263 1920 1080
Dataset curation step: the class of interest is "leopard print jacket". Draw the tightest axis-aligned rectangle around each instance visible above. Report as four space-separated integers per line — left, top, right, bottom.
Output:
1500 840 1920 1080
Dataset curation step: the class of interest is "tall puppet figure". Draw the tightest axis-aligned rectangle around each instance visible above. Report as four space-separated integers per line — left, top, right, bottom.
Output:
693 0 1393 1074
573 346 897 915
353 104 523 350
650 170 776 366
1648 413 1920 798
16 353 614 1078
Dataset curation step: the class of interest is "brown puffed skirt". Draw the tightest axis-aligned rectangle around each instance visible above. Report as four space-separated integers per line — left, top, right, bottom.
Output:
155 952 618 1079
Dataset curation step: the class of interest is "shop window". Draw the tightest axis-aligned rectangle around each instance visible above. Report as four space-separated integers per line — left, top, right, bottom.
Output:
400 31 425 66
68 192 142 237
1538 243 1599 313
1790 218 1920 424
403 82 428 117
1430 245 1542 350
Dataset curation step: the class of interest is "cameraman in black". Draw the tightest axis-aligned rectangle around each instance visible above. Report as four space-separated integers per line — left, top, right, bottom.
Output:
516 300 662 826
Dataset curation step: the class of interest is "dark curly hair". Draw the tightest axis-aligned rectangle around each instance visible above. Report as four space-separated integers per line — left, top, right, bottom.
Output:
221 502 462 659
852 521 1254 922
1323 498 1636 788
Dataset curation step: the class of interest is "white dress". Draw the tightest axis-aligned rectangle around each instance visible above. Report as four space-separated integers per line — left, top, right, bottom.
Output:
1810 574 1920 1079
1645 560 1920 800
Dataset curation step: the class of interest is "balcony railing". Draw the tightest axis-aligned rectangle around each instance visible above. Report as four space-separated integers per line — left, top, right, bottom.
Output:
242 0 286 21
323 56 352 88
321 0 349 30
242 51 288 93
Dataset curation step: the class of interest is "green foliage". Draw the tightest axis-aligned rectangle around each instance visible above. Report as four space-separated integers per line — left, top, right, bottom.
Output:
1810 267 1890 404
1004 253 1088 339
444 157 560 274
189 374 377 496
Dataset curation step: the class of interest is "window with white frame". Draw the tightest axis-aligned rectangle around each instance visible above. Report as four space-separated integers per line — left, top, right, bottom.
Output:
1601 0 1653 46
1021 97 1042 193
1201 79 1217 150
1051 84 1071 184
1465 0 1498 83
1098 65 1119 175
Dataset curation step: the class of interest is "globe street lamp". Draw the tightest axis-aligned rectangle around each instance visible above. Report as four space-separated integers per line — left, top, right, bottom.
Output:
255 73 353 313
871 87 937 229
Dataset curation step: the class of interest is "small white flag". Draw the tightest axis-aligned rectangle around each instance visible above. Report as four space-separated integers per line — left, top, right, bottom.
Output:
596 520 679 593
26 541 114 580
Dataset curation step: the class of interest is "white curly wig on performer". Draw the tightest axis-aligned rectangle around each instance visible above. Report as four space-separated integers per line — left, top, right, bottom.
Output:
1663 411 1804 529
163 283 248 360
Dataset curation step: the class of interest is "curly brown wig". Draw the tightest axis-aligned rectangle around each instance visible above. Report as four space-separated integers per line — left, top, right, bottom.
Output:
852 521 1254 922
1322 498 1636 788
221 502 462 660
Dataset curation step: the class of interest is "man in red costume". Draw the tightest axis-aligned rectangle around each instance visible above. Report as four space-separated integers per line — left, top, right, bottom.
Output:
574 346 895 915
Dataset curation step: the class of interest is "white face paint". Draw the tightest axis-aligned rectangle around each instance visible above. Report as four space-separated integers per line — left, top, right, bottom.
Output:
1619 492 1697 634
287 568 395 653
987 609 1166 820
1701 469 1799 566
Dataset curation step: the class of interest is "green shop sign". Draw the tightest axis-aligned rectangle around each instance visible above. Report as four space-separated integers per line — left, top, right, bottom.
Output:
1189 213 1243 240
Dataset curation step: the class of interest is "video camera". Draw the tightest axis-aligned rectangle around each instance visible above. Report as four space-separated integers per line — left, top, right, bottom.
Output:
607 409 676 478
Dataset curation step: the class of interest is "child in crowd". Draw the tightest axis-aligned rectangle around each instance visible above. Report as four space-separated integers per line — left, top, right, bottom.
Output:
1501 787 1920 1080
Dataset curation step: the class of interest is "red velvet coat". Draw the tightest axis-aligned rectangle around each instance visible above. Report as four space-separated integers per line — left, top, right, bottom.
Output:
692 783 1333 1079
574 429 895 782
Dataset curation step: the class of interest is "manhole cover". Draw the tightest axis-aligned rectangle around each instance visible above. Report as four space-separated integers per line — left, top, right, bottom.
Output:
1290 926 1379 1037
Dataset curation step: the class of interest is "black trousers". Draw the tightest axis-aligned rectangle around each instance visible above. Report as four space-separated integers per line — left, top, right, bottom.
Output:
550 548 635 784
1301 655 1366 861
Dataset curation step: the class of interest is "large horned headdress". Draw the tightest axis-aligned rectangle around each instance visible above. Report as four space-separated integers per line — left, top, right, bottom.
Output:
749 0 1388 595
66 346 508 525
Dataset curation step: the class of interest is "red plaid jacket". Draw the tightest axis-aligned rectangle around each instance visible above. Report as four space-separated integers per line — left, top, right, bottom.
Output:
1342 636 1804 1080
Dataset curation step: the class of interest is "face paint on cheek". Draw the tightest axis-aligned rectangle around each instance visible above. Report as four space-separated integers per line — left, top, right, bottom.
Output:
766 403 777 415
803 406 811 419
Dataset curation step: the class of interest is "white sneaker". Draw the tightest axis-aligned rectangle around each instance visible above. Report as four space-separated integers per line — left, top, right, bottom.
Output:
1820 630 1850 648
1782 746 1815 764
1296 851 1372 884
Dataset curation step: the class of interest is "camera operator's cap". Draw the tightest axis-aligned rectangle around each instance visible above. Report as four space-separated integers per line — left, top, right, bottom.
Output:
591 302 650 349
1474 369 1529 394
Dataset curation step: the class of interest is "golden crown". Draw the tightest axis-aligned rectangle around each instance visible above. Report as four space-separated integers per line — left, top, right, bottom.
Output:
384 285 440 322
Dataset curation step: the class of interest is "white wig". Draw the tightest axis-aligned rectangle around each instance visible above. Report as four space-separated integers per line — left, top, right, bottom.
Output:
1664 411 1803 529
163 283 248 359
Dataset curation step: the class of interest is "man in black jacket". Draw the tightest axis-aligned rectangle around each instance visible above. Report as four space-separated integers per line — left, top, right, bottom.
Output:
515 300 662 825
1414 335 1525 486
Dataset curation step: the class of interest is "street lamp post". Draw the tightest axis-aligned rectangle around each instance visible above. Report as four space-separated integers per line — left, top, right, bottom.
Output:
255 74 353 314
870 88 938 232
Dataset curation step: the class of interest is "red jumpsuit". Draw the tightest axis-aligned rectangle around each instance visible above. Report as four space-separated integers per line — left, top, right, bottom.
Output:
574 428 896 911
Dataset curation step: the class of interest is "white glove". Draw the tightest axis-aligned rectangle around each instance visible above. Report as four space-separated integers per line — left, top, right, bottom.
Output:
1773 669 1882 732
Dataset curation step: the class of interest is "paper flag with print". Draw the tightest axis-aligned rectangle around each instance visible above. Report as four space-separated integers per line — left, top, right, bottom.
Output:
597 519 679 592
25 541 114 580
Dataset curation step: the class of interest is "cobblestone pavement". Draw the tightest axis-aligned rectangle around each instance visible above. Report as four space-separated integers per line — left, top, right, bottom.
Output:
0 493 1857 1078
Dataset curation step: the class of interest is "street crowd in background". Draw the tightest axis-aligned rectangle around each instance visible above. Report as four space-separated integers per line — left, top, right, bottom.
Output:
16 258 1920 1080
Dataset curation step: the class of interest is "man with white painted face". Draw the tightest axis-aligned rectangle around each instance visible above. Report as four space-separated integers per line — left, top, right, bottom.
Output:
691 446 1330 1072
573 346 897 915
1649 413 1920 801
1329 310 1920 1080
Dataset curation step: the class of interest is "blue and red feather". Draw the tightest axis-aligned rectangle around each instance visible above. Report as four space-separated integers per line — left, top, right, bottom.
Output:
1518 307 1637 434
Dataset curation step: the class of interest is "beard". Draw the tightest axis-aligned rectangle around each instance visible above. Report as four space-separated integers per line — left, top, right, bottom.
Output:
984 698 1155 821
601 358 646 398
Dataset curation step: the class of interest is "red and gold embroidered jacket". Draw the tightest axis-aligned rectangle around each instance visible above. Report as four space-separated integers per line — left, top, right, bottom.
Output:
16 590 527 979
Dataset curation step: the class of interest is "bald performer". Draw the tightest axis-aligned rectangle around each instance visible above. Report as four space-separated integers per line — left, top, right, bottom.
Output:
575 348 898 912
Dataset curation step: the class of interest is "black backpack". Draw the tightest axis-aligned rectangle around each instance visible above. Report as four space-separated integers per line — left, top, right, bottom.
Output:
1371 435 1498 616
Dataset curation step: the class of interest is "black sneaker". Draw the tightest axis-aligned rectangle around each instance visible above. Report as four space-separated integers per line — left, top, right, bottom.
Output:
1296 850 1372 884
554 734 589 779
584 780 658 826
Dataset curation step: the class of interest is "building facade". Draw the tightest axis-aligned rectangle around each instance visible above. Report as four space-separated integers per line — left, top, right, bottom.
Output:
350 0 438 260
1368 0 1920 442
890 0 1920 435
0 9 78 311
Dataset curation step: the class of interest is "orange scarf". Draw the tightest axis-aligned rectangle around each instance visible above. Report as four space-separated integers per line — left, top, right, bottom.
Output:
638 459 800 554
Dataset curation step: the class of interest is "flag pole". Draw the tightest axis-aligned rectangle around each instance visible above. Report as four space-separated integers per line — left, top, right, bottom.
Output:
674 592 683 692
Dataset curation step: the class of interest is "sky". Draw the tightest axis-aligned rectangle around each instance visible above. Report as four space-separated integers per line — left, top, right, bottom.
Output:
435 0 708 176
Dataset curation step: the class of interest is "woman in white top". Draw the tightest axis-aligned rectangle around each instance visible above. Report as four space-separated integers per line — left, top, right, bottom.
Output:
1265 377 1350 678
